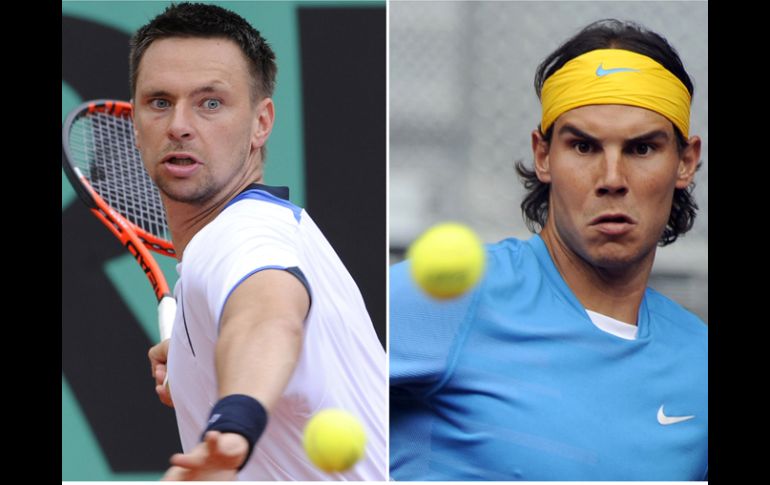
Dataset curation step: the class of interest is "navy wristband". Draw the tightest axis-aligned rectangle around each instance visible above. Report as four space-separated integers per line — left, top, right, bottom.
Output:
202 394 268 471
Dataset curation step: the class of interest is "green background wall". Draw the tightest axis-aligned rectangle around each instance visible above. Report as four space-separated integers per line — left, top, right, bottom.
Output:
62 1 383 480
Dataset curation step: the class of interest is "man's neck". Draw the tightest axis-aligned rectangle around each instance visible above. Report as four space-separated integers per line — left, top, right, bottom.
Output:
539 225 654 325
164 178 262 260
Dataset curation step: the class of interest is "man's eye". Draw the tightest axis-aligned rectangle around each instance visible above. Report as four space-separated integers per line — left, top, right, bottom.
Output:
574 141 592 154
203 99 221 110
151 99 170 109
634 144 652 155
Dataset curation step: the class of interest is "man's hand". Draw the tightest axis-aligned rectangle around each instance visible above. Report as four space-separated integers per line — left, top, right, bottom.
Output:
162 431 249 481
148 339 174 407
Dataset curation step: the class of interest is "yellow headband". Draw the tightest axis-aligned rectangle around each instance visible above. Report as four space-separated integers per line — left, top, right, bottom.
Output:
541 49 691 137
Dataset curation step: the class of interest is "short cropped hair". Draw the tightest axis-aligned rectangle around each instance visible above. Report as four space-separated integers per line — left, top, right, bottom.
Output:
129 2 277 103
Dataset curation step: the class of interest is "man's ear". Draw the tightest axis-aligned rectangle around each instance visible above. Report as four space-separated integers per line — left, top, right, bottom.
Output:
532 129 552 183
131 98 141 149
252 97 275 151
675 135 701 189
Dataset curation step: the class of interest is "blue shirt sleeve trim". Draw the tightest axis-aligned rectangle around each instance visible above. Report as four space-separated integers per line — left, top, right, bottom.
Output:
285 266 313 306
225 189 303 223
217 265 313 331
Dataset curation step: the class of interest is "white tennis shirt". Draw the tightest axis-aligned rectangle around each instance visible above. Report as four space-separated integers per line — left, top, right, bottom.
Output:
166 185 387 480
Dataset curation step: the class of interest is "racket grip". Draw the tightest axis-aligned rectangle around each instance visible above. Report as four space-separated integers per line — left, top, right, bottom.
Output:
158 295 177 342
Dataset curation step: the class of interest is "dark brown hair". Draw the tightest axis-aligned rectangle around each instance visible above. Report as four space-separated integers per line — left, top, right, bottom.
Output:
516 19 700 246
129 2 277 103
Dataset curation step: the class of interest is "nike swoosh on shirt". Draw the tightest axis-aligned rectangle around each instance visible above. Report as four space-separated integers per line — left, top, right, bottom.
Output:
657 405 695 425
596 63 639 77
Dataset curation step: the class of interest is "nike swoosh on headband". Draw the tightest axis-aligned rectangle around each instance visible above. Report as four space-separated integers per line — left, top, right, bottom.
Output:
596 63 639 77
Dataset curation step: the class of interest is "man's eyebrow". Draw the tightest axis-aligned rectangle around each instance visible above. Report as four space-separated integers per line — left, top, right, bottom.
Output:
557 124 671 144
625 130 670 144
141 89 171 99
189 84 226 97
139 83 227 99
557 124 598 144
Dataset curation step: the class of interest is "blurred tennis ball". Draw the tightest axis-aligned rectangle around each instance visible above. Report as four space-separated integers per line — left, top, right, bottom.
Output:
303 409 366 473
408 222 486 299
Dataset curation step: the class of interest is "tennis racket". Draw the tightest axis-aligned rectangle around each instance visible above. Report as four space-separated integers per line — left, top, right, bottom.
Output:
62 99 177 346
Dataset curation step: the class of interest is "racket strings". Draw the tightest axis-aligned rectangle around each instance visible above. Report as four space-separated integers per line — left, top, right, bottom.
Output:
70 111 171 243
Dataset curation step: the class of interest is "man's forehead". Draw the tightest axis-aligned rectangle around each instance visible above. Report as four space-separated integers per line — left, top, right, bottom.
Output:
145 35 243 53
136 37 250 90
555 104 675 138
139 37 249 73
137 81 229 98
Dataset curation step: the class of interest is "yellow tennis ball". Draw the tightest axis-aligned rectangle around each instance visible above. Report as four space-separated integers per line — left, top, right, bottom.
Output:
303 409 366 473
408 222 486 299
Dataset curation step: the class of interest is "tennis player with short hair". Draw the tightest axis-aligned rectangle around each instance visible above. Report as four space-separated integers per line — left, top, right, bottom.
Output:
132 3 386 480
390 19 707 480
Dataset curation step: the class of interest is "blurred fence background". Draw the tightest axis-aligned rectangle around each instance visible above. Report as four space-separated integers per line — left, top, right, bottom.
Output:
389 1 708 322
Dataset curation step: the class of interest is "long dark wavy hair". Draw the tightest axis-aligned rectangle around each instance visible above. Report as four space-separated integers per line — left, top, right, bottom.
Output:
515 19 700 246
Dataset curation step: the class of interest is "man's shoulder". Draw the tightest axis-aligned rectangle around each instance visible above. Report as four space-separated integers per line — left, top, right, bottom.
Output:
390 235 532 278
486 236 529 258
646 287 708 341
183 196 305 266
485 235 543 277
222 189 305 225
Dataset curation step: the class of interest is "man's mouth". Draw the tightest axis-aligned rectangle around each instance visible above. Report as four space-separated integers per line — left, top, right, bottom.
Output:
166 157 196 165
161 153 202 166
589 213 636 236
159 153 202 178
590 213 635 225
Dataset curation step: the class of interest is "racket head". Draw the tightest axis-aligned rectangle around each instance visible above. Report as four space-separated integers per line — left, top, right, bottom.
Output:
62 100 175 257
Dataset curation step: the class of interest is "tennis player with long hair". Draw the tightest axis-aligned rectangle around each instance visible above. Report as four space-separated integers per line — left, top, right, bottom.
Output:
390 18 707 480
